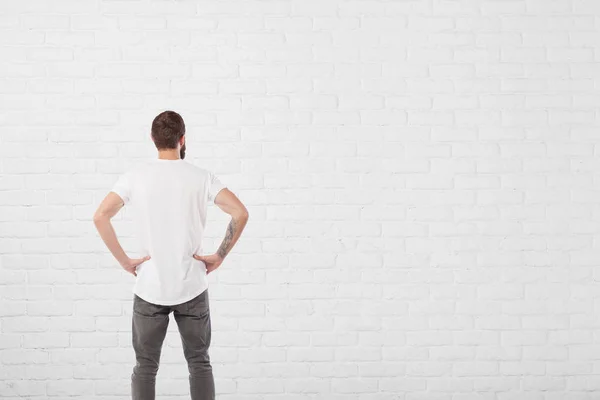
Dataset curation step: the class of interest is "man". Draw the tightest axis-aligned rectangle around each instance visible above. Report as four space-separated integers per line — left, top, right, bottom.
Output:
93 110 249 400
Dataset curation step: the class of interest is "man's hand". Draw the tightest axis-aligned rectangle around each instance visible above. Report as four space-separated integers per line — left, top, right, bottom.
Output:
121 255 151 277
193 253 224 275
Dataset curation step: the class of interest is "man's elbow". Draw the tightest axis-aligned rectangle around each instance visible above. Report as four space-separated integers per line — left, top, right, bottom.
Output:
93 210 110 225
236 207 249 222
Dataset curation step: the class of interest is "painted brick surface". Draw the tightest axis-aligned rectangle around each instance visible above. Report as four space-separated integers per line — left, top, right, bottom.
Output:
1 0 600 398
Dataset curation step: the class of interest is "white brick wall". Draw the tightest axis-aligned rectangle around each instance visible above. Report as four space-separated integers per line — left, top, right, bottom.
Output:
1 0 599 398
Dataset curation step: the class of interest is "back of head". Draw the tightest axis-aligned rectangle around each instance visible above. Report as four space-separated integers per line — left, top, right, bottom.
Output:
151 110 185 150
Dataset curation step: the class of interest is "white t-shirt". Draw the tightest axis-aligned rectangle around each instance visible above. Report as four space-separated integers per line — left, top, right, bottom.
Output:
110 158 226 306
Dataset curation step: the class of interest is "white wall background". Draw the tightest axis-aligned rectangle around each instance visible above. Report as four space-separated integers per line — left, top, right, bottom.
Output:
1 0 600 398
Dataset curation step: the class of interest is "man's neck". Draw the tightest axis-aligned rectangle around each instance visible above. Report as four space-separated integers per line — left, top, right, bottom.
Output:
157 150 180 160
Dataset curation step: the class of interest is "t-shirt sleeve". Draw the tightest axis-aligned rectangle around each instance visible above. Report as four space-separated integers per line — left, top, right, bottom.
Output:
111 172 132 205
207 172 227 204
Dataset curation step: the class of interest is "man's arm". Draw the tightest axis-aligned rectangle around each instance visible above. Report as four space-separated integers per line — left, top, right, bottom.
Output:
193 188 249 274
93 192 150 276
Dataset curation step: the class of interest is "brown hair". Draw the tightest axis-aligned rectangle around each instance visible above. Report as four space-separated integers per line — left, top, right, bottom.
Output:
151 110 185 149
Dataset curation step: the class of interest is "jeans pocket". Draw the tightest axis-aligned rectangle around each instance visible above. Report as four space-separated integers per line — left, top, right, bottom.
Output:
133 294 159 317
187 290 209 316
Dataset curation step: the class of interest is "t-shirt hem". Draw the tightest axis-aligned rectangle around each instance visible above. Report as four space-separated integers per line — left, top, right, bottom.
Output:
133 285 208 306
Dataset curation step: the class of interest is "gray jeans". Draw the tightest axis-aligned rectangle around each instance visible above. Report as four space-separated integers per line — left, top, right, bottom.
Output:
131 289 214 400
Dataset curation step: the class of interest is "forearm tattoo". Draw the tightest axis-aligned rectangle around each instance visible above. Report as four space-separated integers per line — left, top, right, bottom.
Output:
217 218 236 259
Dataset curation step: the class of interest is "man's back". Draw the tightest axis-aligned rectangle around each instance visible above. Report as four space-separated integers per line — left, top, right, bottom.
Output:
111 158 227 306
93 110 248 400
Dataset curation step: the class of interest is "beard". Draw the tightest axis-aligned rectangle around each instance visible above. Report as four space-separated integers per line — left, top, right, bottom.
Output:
180 142 186 159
